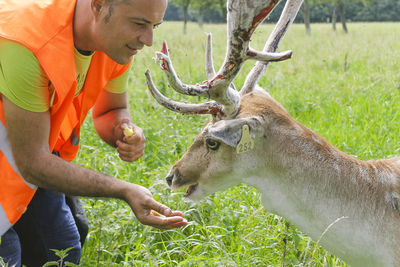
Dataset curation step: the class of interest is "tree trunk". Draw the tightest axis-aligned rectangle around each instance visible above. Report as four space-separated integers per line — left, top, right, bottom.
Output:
183 5 189 35
338 1 348 33
197 9 204 28
332 6 337 31
301 0 311 35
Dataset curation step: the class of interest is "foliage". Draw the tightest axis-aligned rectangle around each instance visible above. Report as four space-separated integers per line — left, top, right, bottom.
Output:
350 0 400 21
70 21 400 266
0 256 7 267
165 0 400 23
190 0 222 26
42 248 78 267
169 0 192 33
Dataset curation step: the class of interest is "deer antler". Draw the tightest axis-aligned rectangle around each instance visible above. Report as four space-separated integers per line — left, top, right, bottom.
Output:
146 0 302 119
145 70 224 116
241 0 304 95
205 33 217 80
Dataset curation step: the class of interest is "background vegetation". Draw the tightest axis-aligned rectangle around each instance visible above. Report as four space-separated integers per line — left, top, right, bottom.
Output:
166 0 400 35
74 21 400 266
165 0 400 23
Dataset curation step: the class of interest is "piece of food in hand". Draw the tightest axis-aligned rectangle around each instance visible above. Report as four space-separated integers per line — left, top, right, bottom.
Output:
151 210 166 217
123 126 135 137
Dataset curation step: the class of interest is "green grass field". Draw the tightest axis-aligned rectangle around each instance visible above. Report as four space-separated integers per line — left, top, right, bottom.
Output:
75 22 400 266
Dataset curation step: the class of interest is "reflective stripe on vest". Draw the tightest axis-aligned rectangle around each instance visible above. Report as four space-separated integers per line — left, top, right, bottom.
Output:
0 120 37 190
0 203 11 236
0 119 37 236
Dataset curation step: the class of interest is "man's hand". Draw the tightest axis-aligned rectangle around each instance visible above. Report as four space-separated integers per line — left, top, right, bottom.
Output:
124 183 188 229
115 119 146 162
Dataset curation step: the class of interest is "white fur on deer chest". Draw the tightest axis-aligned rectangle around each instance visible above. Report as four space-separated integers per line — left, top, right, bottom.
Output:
244 174 397 267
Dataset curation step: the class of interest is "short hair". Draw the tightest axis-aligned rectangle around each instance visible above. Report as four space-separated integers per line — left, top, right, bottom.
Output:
105 0 129 5
103 0 127 23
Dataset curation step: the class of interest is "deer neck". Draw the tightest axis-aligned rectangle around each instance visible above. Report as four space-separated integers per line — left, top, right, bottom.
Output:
242 122 400 266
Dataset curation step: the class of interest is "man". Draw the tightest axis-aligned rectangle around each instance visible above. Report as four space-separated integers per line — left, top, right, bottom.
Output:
0 0 187 266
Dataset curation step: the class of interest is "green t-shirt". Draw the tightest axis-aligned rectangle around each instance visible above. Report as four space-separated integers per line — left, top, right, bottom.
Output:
0 39 129 112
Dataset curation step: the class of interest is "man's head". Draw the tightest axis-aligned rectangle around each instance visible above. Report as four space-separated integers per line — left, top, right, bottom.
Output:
91 0 168 64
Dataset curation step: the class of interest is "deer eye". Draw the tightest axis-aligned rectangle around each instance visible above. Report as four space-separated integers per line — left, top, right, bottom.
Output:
206 138 220 150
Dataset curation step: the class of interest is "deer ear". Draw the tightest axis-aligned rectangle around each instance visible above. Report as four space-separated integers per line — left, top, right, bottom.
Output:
208 116 264 148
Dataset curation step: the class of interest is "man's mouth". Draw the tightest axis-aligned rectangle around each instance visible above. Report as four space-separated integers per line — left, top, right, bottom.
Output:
184 183 198 197
126 44 139 54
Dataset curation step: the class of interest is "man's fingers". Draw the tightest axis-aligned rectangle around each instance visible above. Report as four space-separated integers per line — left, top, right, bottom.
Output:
116 140 144 161
116 123 145 163
142 199 188 229
145 214 188 229
148 200 174 217
121 125 145 142
117 140 145 152
125 185 188 229
117 149 143 162
170 211 184 217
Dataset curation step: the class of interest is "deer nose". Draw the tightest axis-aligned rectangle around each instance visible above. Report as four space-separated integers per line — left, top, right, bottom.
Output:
166 173 174 187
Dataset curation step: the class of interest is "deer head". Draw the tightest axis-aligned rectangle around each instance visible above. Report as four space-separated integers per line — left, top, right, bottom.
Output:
145 0 304 200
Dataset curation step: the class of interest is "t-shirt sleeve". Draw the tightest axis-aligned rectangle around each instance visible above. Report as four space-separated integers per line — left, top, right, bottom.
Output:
103 65 130 94
0 39 50 112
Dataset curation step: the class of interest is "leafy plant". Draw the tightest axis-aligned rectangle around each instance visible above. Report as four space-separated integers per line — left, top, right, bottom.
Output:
42 248 78 267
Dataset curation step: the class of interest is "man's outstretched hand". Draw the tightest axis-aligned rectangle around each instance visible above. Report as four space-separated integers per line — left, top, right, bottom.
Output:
124 183 188 229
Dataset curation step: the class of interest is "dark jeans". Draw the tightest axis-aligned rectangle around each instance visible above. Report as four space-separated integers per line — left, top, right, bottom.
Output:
0 188 88 267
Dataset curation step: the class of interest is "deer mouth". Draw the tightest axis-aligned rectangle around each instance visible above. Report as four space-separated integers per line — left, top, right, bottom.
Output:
184 183 198 197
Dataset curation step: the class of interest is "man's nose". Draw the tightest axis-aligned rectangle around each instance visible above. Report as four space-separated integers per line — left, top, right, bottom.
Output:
140 26 153 47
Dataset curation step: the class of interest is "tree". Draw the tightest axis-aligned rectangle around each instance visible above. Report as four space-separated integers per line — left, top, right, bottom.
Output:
217 0 227 22
191 0 219 28
170 0 192 34
164 4 183 21
351 0 400 21
333 0 347 33
325 0 374 33
301 0 311 35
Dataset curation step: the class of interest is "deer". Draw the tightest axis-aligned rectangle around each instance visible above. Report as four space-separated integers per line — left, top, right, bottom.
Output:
144 0 400 266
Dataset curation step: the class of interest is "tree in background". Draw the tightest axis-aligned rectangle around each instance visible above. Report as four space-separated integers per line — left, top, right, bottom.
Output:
170 0 192 34
331 0 347 33
165 0 399 35
191 0 219 28
217 0 227 22
350 0 400 21
328 0 374 33
303 0 347 33
301 0 311 35
300 0 375 34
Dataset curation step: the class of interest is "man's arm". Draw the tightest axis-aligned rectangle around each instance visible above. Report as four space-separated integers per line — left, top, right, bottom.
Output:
3 95 187 229
92 90 145 162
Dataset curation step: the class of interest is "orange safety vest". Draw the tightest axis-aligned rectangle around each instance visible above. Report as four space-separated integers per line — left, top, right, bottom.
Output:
0 0 131 235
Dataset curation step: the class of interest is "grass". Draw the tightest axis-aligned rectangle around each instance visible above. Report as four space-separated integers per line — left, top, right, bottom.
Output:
73 22 400 266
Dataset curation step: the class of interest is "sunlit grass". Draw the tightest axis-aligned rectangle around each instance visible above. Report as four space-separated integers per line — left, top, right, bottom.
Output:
75 22 400 266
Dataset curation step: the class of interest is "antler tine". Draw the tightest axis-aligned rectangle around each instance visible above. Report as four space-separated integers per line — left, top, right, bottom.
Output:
206 32 238 99
241 0 304 95
205 32 216 80
145 70 224 115
155 41 210 97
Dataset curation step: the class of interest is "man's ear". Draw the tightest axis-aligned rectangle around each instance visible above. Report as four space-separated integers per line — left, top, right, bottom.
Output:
91 0 105 16
207 116 264 148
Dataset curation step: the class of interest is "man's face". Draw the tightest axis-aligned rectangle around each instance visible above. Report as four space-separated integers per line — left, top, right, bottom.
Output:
93 0 167 64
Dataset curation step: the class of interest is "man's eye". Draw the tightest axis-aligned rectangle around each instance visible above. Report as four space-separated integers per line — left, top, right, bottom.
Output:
133 22 145 27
